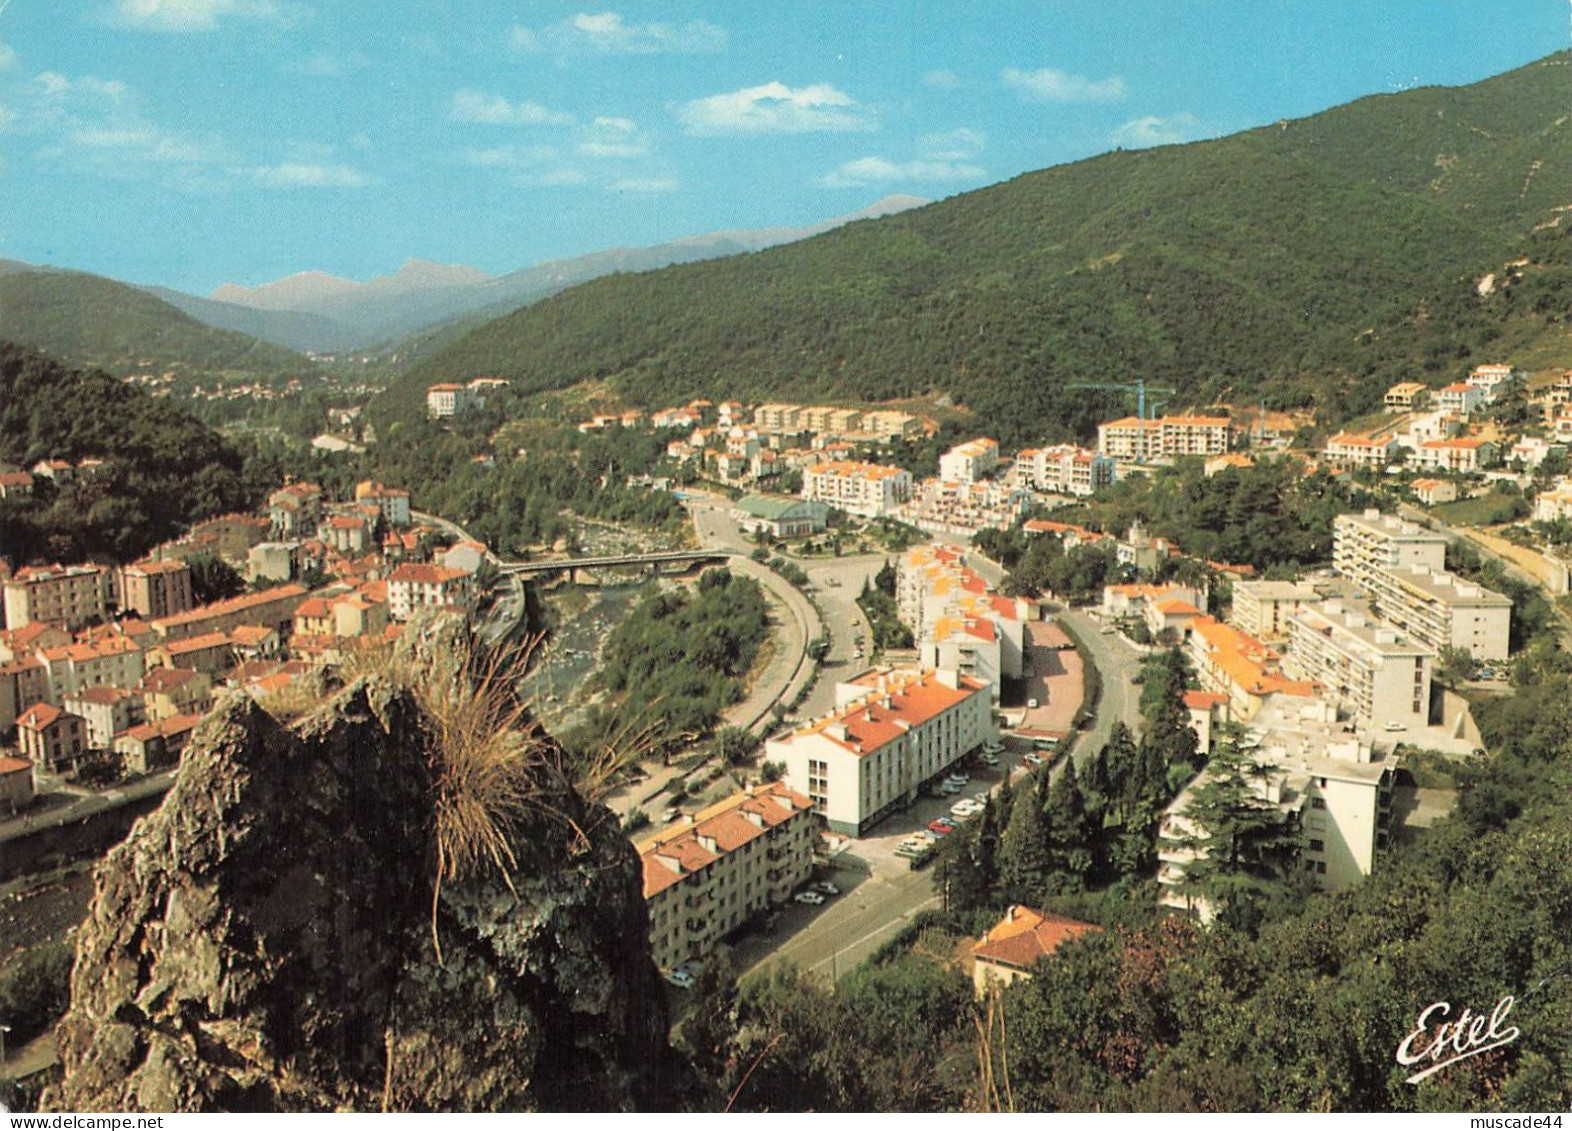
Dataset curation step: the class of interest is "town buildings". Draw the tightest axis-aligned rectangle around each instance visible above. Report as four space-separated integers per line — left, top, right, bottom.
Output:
730 496 830 539
801 460 913 518
1284 602 1433 726
387 563 473 621
4 563 113 631
1013 445 1115 497
638 782 816 972
1331 511 1447 585
1229 579 1323 644
118 559 195 621
426 382 481 418
1097 415 1230 462
767 667 992 836
1384 381 1429 413
937 438 1000 484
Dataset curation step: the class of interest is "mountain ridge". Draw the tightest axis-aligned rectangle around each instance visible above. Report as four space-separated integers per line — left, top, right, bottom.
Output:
377 53 1572 443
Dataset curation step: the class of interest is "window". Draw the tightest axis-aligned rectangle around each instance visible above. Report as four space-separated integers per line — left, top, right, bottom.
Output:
1308 839 1324 853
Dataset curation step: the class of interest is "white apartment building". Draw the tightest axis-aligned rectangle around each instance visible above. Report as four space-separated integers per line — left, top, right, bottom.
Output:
1014 445 1116 497
1469 364 1514 397
898 544 1030 682
901 479 1031 539
1229 579 1323 643
425 383 480 419
1096 415 1230 462
768 667 992 836
1158 696 1393 920
801 460 912 518
1535 481 1572 523
1434 382 1487 416
638 782 816 972
387 563 474 621
35 637 146 702
1361 566 1512 662
1324 433 1398 470
1413 438 1495 473
937 438 1000 484
1284 602 1434 726
1384 382 1429 413
1332 510 1448 587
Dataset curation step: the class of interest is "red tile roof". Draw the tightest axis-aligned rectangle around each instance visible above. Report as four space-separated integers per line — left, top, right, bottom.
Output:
970 905 1101 971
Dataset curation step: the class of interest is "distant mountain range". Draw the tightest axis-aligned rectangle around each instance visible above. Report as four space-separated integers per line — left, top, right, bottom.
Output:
379 53 1572 444
177 193 930 352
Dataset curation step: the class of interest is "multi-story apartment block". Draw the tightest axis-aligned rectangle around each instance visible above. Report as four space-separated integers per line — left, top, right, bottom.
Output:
1434 382 1487 417
638 782 816 972
1097 415 1230 461
938 438 1000 483
426 383 480 418
1159 697 1393 921
268 481 324 538
1413 437 1495 473
801 460 912 518
1014 445 1116 497
1284 602 1434 726
148 632 236 677
119 559 195 621
1323 433 1399 470
4 563 113 631
767 667 992 835
1384 381 1429 412
901 479 1031 539
1359 566 1512 663
354 481 412 527
139 667 213 723
862 410 923 440
1186 615 1319 722
1332 510 1447 586
63 686 142 751
753 404 803 433
387 563 473 621
35 636 146 701
1229 579 1323 643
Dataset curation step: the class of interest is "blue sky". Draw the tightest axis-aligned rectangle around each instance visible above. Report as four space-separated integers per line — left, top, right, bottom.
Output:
1 2 1566 294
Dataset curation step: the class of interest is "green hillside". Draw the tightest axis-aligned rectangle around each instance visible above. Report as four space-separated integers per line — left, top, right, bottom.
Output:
0 342 261 565
0 270 317 381
385 53 1572 444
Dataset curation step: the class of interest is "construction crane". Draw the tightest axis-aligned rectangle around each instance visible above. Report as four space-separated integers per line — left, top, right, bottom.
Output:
1067 377 1178 423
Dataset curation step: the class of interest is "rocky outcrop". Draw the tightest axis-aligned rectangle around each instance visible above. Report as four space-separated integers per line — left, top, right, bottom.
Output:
47 621 687 1112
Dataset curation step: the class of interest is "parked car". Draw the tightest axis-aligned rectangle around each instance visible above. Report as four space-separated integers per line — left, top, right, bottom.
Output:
1384 720 1404 732
1027 697 1039 709
665 969 695 990
945 772 969 785
794 891 826 905
973 790 991 803
980 753 1001 766
951 800 984 818
940 781 964 795
814 881 840 896
927 821 954 836
895 844 925 859
983 740 1004 754
1023 752 1045 767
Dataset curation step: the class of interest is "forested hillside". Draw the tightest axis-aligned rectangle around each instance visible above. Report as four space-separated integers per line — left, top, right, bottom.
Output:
0 271 317 381
385 53 1572 444
0 343 260 565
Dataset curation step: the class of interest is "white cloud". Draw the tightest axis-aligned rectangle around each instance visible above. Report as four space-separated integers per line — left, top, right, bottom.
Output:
919 127 985 161
820 155 984 189
678 81 875 136
611 175 678 194
511 11 725 56
515 167 589 188
462 143 560 169
1002 66 1125 103
577 115 646 158
34 71 129 103
103 0 301 33
0 43 17 71
287 51 369 78
1112 112 1201 148
449 89 573 127
921 69 961 91
250 162 372 187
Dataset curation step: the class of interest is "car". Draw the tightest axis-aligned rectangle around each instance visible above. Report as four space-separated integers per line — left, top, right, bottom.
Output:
927 821 954 836
939 781 963 795
663 807 683 823
794 891 826 905
945 772 969 784
1100 625 1116 635
1027 697 1039 709
983 741 1004 754
974 790 991 803
932 816 958 829
1383 720 1404 732
980 753 1001 766
1034 737 1059 750
665 969 695 990
951 801 984 818
895 844 925 859
1023 752 1045 767
814 881 841 896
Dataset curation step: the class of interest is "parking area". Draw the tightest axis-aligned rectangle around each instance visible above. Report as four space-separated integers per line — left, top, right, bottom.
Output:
1019 621 1084 733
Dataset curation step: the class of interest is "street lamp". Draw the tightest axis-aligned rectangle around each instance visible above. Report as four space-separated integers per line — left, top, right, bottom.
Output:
1 1023 11 1076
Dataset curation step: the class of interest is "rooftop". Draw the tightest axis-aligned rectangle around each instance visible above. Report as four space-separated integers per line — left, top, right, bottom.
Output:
970 905 1101 972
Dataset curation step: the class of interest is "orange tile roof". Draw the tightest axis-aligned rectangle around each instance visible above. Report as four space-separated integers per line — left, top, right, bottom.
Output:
1189 616 1317 699
163 631 231 655
152 584 308 631
636 782 813 897
970 906 1101 971
0 756 32 775
389 563 470 585
18 702 65 730
294 597 333 619
1154 598 1202 616
126 558 187 575
1183 690 1229 711
798 668 987 758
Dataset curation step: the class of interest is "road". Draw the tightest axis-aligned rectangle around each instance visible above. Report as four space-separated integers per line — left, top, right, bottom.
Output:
410 508 527 648
0 767 177 847
1058 608 1145 761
